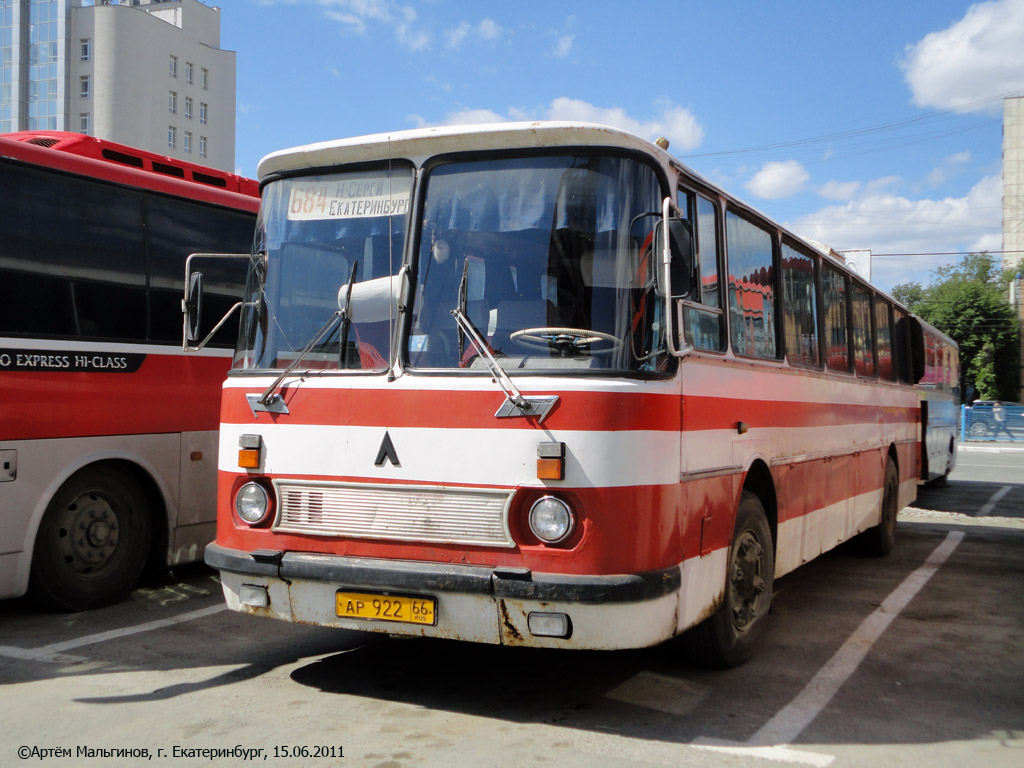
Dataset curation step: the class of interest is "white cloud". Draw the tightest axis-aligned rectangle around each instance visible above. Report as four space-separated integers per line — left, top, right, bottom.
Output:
818 180 862 201
445 17 502 49
478 18 502 41
946 151 972 164
744 160 810 199
546 97 704 150
322 0 429 50
902 0 1024 111
553 34 574 58
411 97 705 152
785 174 1002 288
445 22 470 49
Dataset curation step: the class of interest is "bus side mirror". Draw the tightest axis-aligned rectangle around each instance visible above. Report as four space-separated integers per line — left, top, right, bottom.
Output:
654 217 694 299
184 270 204 345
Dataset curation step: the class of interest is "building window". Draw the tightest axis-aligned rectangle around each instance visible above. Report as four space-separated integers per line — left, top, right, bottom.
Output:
199 102 207 124
80 39 90 61
184 96 192 120
183 131 192 154
199 135 207 159
169 55 177 78
186 61 193 84
79 76 90 98
169 91 177 114
168 125 176 149
201 67 208 90
79 113 90 134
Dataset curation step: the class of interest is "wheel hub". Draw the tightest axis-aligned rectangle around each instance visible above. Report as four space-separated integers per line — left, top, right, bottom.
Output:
58 492 120 574
729 530 767 631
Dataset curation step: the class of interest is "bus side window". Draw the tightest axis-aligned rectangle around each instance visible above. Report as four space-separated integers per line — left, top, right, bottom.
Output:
726 210 778 359
681 192 725 352
851 283 875 377
781 241 820 367
823 264 851 373
875 299 894 381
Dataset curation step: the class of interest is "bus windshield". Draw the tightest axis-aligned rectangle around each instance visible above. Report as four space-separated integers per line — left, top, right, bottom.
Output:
236 167 413 371
408 154 669 374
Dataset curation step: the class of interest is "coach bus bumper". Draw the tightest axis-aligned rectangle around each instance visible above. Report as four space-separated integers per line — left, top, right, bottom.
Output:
206 543 683 650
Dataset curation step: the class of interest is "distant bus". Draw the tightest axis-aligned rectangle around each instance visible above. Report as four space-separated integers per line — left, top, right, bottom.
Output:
0 131 258 610
915 319 959 484
198 122 950 666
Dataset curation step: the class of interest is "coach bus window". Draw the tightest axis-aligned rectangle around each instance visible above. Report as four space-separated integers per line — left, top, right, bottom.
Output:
851 283 875 377
682 193 725 352
892 308 912 383
781 242 820 368
0 164 146 340
407 154 667 374
237 167 413 371
147 196 255 345
823 263 850 372
726 211 777 359
875 299 894 380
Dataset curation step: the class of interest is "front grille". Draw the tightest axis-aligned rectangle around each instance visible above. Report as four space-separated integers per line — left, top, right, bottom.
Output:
273 481 516 548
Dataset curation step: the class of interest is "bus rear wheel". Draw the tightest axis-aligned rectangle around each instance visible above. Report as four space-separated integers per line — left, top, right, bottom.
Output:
683 491 774 668
30 466 152 611
856 458 899 557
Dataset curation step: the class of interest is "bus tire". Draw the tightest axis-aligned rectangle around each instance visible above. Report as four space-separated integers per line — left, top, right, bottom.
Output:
857 458 899 557
683 491 774 668
29 466 152 611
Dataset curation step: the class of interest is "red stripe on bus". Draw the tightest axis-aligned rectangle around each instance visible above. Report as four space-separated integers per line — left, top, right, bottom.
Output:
2 355 229 440
221 386 918 433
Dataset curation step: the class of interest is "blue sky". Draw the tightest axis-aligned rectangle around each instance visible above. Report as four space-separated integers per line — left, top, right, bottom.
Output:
224 0 1024 292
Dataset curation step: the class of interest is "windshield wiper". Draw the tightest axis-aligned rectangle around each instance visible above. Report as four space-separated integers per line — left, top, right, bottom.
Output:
450 261 558 423
250 262 359 415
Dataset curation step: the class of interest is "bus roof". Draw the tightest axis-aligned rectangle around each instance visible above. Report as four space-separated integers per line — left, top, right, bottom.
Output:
0 131 259 210
257 121 673 181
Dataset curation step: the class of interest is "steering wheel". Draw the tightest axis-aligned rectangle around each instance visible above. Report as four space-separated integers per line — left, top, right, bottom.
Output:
510 327 622 353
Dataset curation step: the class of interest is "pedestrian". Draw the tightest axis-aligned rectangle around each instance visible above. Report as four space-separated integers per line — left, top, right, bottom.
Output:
993 403 1014 440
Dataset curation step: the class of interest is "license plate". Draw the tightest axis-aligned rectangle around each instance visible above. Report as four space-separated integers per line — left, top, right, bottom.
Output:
335 591 436 625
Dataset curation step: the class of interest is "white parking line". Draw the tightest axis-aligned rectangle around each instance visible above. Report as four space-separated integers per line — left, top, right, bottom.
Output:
694 530 964 765
0 603 226 664
977 485 1012 517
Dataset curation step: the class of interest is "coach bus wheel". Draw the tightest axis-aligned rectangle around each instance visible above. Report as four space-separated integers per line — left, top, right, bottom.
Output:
857 458 899 557
30 466 152 611
683 491 774 668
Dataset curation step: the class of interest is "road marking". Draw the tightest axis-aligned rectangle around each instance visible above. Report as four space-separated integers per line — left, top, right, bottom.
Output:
693 530 964 765
977 485 1012 517
0 603 226 663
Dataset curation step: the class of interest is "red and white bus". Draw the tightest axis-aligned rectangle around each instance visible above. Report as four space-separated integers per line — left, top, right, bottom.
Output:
198 123 952 666
0 131 258 610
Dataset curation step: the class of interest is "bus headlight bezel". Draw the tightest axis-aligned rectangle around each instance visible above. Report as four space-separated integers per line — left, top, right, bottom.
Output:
235 481 271 525
528 496 575 544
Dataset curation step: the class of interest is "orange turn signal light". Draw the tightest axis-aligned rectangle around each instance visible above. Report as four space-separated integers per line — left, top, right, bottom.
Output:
238 449 260 469
537 441 566 481
238 434 262 469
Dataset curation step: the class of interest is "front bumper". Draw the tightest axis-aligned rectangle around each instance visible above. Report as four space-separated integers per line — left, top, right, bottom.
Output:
206 543 683 649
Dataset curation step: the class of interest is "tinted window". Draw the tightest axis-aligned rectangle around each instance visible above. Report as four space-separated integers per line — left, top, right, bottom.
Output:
726 211 777 358
147 196 254 345
0 163 146 339
823 264 850 372
781 242 819 367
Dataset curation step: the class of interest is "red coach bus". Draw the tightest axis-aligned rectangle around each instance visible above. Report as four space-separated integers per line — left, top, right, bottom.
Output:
196 123 949 666
0 131 258 610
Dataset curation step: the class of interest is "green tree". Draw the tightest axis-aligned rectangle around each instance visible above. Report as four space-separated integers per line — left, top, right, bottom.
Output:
891 253 1020 402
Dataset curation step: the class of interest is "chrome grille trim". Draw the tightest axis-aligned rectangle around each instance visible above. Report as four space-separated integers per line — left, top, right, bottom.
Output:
272 480 516 548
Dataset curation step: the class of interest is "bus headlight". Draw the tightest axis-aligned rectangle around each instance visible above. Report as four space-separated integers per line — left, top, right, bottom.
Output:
529 496 575 544
235 482 270 524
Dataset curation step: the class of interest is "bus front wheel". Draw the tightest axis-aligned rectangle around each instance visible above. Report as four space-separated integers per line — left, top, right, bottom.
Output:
683 491 774 668
30 466 152 611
